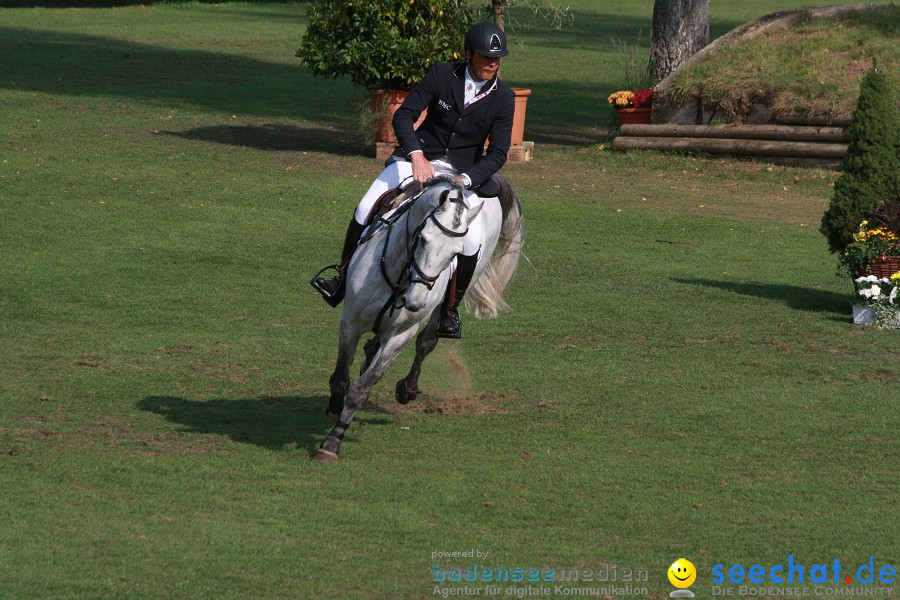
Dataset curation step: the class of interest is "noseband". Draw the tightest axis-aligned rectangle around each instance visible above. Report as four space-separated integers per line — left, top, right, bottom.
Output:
407 196 469 290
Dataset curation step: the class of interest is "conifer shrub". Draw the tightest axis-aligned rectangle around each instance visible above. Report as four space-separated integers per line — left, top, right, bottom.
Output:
820 67 900 253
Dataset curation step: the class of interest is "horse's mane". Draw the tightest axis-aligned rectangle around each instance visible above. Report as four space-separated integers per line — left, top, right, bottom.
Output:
424 173 465 194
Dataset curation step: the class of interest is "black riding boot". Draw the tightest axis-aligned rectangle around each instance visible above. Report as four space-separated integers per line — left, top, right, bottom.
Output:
310 219 366 307
437 253 478 339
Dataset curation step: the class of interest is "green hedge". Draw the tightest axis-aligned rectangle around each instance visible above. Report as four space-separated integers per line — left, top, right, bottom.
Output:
297 0 474 91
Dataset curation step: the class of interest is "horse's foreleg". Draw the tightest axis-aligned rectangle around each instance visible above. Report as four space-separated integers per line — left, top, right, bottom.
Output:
327 323 363 418
360 336 380 375
396 312 440 404
314 327 417 462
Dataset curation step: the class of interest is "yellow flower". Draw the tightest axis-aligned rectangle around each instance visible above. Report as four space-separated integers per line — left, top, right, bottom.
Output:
855 225 898 243
607 90 635 107
863 228 897 242
891 272 900 284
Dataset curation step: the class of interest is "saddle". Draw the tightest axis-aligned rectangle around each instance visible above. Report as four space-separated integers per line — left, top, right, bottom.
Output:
371 174 501 223
366 180 424 224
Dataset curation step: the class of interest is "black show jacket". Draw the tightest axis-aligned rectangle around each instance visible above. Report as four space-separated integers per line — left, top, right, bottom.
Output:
392 62 515 189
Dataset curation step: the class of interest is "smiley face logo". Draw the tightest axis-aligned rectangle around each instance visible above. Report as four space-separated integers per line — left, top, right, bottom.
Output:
668 558 697 588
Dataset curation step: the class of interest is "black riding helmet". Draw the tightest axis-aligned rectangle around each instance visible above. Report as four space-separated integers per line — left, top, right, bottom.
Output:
464 22 509 58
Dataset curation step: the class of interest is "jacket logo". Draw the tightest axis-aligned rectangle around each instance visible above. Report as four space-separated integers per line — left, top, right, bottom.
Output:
438 100 452 110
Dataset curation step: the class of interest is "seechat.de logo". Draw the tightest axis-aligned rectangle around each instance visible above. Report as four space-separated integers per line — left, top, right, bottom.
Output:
711 556 896 586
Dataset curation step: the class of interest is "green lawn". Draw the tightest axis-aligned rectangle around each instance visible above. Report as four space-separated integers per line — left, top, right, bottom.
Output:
0 2 897 599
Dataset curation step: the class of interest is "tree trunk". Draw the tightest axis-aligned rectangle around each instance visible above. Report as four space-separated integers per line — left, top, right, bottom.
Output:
492 0 506 31
650 0 709 84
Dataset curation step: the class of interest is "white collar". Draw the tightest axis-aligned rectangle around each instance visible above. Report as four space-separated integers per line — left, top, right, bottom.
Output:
464 65 490 93
464 64 493 107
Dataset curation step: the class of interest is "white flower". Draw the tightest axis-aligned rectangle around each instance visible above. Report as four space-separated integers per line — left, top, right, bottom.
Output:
858 285 882 299
855 275 879 284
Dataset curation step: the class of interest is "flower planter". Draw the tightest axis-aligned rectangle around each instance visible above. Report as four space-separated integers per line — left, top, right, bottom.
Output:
511 88 531 146
370 87 531 160
869 249 900 278
366 89 427 145
616 107 652 125
852 304 900 328
851 304 875 325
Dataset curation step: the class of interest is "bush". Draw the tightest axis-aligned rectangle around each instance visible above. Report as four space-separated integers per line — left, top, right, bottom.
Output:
820 67 900 253
297 0 475 91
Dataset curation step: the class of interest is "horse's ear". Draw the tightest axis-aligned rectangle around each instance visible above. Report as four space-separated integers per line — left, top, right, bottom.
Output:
467 201 484 224
438 190 450 205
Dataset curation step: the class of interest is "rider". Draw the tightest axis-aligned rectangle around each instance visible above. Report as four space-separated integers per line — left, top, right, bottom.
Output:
311 21 515 339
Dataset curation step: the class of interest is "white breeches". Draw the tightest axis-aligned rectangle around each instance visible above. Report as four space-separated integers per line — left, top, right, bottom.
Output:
354 159 487 258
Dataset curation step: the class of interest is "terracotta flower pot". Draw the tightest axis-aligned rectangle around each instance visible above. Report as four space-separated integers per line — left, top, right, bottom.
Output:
366 89 427 144
511 88 531 145
616 107 652 125
370 87 530 152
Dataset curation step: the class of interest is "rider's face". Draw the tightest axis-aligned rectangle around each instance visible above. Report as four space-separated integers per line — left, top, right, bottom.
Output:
467 51 501 82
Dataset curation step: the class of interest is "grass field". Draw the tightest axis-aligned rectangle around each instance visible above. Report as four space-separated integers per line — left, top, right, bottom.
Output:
1 2 898 599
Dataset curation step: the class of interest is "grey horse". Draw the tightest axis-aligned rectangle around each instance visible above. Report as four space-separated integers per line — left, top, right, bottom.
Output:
313 174 525 463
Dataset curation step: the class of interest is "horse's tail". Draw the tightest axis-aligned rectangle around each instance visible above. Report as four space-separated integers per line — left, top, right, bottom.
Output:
464 174 525 319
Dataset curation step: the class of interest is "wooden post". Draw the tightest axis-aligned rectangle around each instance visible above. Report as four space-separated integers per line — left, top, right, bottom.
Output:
612 136 847 159
619 124 850 143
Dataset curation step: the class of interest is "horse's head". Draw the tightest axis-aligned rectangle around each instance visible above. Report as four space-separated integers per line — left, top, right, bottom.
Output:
402 178 483 313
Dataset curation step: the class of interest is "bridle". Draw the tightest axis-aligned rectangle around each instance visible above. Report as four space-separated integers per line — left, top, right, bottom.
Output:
369 179 469 333
406 194 469 291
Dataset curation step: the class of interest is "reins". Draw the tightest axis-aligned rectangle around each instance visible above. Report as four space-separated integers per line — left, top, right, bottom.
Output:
366 179 468 334
407 206 468 290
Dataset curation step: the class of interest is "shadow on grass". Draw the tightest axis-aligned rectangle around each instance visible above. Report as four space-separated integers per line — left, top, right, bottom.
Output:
0 0 279 6
0 11 753 148
674 278 849 317
0 26 356 123
163 123 368 156
138 395 392 457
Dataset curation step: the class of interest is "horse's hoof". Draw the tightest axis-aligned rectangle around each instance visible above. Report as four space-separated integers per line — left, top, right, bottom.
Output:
395 379 419 405
311 449 339 464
